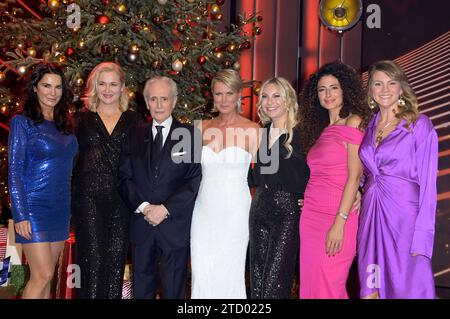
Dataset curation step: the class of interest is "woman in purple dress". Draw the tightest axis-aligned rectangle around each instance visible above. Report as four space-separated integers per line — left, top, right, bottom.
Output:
358 60 438 299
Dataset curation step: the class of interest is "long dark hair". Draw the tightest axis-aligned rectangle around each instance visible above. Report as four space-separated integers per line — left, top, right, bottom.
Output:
21 63 73 134
298 62 372 152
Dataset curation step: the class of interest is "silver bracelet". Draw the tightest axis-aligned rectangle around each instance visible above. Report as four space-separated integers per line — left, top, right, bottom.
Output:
337 212 348 220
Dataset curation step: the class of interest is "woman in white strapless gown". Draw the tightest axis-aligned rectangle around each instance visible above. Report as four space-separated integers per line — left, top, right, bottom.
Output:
190 69 260 299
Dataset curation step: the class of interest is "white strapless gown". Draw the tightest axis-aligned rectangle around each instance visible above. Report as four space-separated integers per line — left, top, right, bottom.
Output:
190 146 252 299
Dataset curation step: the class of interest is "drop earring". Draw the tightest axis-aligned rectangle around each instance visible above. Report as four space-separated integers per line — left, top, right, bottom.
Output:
369 97 377 109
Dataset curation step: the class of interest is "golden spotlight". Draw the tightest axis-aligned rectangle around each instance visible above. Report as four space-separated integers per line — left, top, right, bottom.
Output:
319 0 363 32
319 0 363 62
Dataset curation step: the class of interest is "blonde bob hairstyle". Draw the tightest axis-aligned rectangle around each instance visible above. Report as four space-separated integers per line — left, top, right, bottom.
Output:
367 60 419 128
83 62 129 112
211 69 243 113
257 77 299 159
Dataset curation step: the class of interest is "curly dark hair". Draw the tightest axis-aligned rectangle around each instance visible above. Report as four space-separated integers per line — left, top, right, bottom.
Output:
298 62 372 152
21 63 73 134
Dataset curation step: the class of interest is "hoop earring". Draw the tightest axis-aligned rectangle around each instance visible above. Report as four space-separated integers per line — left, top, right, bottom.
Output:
398 96 406 107
368 97 377 109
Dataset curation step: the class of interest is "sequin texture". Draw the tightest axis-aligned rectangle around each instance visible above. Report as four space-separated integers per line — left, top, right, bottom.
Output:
72 110 143 299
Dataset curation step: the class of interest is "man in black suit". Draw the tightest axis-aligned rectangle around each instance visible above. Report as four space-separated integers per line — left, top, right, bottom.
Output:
118 76 202 299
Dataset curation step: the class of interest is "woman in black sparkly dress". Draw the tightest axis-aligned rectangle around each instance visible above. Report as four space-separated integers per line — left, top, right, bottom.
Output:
248 77 309 299
72 62 143 299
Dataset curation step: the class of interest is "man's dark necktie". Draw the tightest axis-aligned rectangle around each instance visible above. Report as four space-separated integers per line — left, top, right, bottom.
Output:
151 125 164 169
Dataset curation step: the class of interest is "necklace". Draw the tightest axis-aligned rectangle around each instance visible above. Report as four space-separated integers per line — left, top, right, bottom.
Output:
375 120 394 145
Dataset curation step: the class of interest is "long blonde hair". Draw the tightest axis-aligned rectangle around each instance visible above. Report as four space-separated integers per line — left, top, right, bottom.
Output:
83 62 129 112
368 60 419 127
257 77 298 158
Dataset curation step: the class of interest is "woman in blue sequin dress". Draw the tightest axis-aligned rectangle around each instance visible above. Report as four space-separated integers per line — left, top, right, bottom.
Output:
8 63 78 299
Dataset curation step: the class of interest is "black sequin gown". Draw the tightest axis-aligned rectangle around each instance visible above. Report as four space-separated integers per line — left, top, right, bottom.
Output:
248 125 309 299
72 109 143 299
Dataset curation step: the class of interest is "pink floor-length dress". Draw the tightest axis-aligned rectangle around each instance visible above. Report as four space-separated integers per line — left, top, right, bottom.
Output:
299 125 363 299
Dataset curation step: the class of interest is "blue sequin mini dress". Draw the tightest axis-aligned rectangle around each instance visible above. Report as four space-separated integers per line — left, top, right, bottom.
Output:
8 115 78 243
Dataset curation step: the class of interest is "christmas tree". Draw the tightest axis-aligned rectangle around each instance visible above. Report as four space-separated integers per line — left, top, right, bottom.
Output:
0 0 259 120
0 0 261 221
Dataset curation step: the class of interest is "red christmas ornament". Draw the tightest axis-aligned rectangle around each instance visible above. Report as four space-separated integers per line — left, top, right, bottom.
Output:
101 0 109 5
168 70 180 76
190 86 196 93
254 26 262 35
257 15 263 22
197 55 207 65
242 41 251 50
131 23 142 33
95 14 110 24
216 0 225 5
65 47 75 56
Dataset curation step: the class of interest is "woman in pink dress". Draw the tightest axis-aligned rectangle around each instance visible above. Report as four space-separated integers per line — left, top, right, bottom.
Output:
298 62 372 298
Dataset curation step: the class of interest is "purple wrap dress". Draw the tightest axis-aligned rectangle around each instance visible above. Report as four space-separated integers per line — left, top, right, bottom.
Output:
358 112 438 299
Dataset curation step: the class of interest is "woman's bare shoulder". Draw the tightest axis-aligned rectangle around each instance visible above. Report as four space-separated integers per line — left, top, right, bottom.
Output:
345 114 362 129
239 116 260 129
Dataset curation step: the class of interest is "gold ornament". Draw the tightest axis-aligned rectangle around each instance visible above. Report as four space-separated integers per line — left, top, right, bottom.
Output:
253 84 261 96
0 72 6 83
48 0 60 11
58 55 67 64
75 77 84 87
180 57 188 67
116 3 126 14
26 47 37 57
129 44 140 54
172 59 183 72
210 4 221 15
0 105 9 116
214 51 224 60
226 43 237 53
77 39 86 49
128 91 136 100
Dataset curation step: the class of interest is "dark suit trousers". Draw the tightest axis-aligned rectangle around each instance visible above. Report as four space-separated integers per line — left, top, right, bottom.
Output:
132 228 189 299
